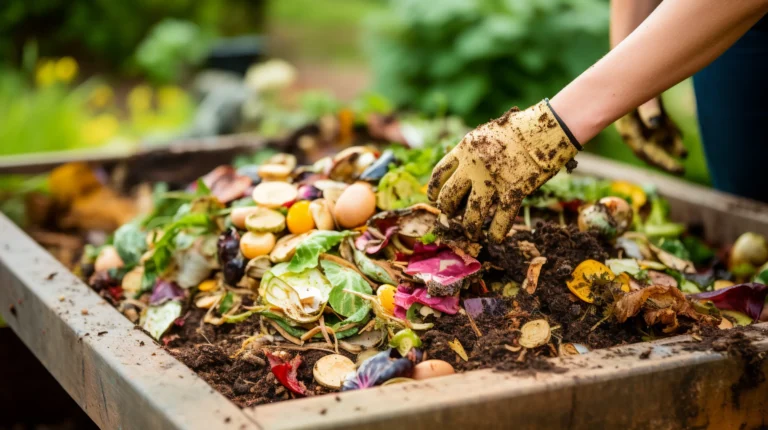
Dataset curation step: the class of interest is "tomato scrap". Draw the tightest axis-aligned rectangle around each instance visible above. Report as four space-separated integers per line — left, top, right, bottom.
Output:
265 351 307 396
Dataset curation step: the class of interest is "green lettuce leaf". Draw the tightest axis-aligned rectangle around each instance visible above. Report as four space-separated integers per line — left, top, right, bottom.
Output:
353 248 396 285
286 231 349 273
113 222 147 268
321 260 372 320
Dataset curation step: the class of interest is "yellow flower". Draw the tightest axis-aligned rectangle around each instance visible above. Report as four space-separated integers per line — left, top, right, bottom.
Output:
54 57 79 83
89 85 114 109
35 60 57 88
82 114 120 146
127 85 153 114
157 85 186 110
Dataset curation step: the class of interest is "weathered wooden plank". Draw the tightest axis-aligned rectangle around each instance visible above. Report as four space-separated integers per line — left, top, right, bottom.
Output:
247 327 768 430
576 152 768 245
0 214 259 430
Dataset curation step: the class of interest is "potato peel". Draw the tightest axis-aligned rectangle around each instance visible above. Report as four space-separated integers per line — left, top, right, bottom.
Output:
522 256 547 295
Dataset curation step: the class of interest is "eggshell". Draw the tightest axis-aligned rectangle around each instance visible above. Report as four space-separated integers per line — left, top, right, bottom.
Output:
240 232 276 259
412 359 455 380
231 206 262 229
333 183 376 228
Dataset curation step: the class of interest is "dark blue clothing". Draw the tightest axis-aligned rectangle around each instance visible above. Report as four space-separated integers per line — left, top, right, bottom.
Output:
693 15 768 202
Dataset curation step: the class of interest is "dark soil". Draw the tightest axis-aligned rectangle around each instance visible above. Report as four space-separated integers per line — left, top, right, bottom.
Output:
165 309 348 407
485 222 640 350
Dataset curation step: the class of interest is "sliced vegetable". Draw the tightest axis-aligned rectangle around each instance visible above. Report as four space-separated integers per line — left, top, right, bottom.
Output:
389 328 422 356
252 182 298 209
240 232 276 259
245 207 286 233
265 351 307 396
519 319 551 349
313 354 356 389
721 310 753 326
269 232 309 263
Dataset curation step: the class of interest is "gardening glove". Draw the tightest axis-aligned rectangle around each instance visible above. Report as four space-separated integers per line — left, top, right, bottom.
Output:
616 98 687 175
428 99 581 242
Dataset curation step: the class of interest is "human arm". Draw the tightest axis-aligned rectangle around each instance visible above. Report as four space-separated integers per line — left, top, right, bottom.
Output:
430 0 768 242
550 0 768 144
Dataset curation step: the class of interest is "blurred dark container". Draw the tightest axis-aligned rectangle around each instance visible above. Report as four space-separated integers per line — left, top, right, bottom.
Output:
205 34 266 76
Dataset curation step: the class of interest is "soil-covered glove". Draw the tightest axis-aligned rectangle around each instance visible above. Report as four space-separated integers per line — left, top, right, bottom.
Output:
616 98 687 174
428 99 580 242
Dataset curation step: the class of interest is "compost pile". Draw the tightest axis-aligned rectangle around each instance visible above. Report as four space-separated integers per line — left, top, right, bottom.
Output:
79 137 768 407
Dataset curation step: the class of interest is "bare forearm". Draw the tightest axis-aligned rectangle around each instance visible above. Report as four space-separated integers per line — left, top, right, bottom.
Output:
551 0 768 144
610 0 660 47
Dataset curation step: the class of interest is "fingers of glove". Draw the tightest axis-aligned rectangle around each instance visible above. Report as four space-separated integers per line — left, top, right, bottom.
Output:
488 195 522 243
657 123 688 158
639 144 685 175
638 99 662 129
616 117 646 154
463 184 495 240
427 152 459 202
436 171 471 216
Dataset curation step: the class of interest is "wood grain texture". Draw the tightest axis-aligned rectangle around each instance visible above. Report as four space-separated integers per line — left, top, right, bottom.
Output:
0 214 259 430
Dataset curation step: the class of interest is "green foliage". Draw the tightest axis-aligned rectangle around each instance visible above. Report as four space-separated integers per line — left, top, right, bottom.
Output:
321 260 373 321
134 19 212 83
286 231 350 273
113 222 148 268
0 0 251 68
367 0 610 125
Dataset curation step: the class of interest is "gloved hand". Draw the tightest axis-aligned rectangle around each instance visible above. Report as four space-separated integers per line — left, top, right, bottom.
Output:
428 100 580 242
616 98 687 174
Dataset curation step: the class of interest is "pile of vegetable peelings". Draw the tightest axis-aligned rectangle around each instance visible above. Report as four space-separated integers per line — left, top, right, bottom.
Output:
80 144 768 406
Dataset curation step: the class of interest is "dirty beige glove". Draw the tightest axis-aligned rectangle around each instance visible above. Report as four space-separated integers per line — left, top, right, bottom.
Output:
428 99 580 242
616 98 687 174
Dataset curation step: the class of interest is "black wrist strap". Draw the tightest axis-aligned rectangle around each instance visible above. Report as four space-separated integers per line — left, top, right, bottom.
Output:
545 98 582 151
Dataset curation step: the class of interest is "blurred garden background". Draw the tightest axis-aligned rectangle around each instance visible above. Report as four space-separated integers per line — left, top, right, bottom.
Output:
0 0 708 184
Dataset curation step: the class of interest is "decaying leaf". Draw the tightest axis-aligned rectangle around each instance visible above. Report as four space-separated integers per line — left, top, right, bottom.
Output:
522 257 547 294
447 338 468 361
613 285 717 333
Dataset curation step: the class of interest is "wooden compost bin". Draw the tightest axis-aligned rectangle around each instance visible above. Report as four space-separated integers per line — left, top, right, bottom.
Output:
1 145 767 430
